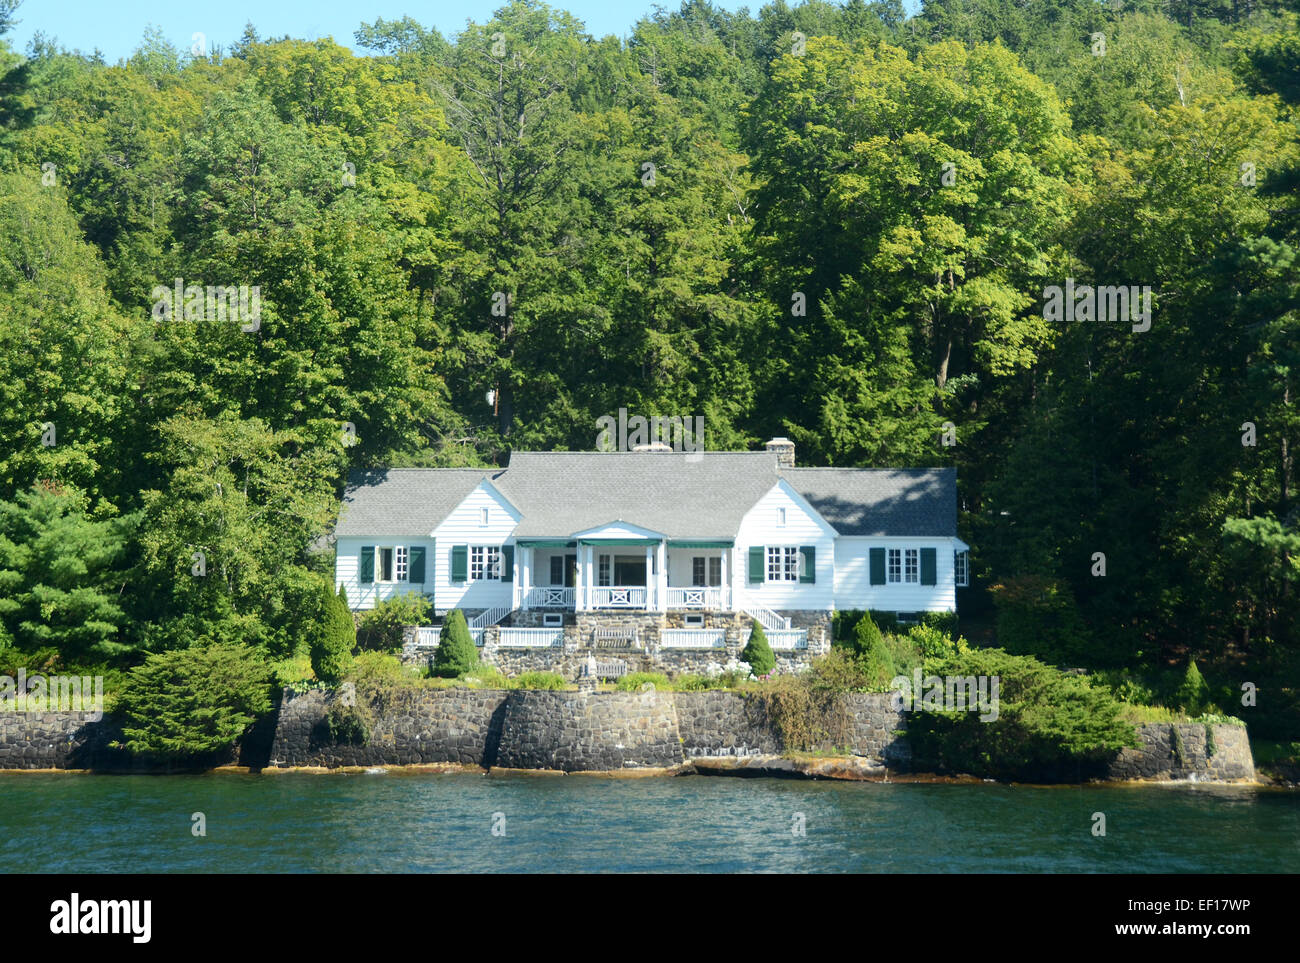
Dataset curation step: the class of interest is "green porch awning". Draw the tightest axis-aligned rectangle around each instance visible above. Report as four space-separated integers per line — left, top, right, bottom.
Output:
515 540 576 548
666 540 733 549
578 538 663 546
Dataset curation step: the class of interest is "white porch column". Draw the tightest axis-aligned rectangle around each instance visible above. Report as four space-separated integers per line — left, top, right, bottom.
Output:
656 541 667 612
520 547 531 610
576 544 586 612
720 548 729 609
645 544 653 610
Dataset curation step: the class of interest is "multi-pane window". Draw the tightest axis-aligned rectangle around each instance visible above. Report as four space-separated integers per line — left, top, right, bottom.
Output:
470 545 501 580
692 556 723 587
888 548 919 584
550 555 564 585
598 554 612 587
394 546 408 582
766 546 799 582
955 550 969 587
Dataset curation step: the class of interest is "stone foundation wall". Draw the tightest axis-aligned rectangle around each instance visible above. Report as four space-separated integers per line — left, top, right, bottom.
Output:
1105 723 1254 782
401 609 829 675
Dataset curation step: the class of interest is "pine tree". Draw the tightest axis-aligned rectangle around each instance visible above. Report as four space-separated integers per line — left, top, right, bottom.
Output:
432 609 478 677
741 622 776 676
310 583 355 684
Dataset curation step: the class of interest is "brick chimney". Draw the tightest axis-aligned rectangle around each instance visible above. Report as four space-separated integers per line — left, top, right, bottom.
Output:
765 437 795 468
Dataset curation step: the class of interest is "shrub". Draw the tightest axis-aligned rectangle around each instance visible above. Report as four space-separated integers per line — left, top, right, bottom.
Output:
806 648 871 693
456 666 509 688
749 673 847 752
989 575 1091 665
514 671 567 690
324 701 369 745
741 623 776 676
310 583 356 684
431 609 478 677
1173 660 1211 716
905 647 1139 781
347 650 415 687
356 593 432 653
907 623 957 661
616 672 670 691
853 614 891 682
114 643 274 761
832 610 867 647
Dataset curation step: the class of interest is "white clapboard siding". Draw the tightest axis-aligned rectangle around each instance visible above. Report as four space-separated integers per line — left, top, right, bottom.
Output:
832 536 959 613
429 480 519 614
733 480 836 613
334 535 434 611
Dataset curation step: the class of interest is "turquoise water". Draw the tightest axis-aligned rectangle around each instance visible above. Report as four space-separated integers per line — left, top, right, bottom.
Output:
1 773 1296 873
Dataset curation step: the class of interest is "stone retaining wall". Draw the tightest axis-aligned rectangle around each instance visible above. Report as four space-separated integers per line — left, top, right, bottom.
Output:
0 709 115 769
494 690 682 771
1105 723 1254 782
267 688 508 768
0 693 1256 782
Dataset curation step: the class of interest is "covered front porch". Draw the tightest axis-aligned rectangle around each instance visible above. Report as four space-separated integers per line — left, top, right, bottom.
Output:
513 529 733 613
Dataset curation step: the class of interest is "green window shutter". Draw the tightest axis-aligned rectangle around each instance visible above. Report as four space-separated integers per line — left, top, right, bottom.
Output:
451 545 468 582
748 546 765 584
501 545 514 582
869 548 886 586
799 546 816 583
920 547 937 586
359 546 375 584
407 546 426 584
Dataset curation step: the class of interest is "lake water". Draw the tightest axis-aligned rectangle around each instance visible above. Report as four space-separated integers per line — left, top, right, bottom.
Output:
2 773 1296 873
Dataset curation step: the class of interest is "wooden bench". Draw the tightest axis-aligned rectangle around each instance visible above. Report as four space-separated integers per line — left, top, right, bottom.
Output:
592 626 639 649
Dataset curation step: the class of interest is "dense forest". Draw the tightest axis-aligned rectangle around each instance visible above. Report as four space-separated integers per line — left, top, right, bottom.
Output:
0 0 1296 736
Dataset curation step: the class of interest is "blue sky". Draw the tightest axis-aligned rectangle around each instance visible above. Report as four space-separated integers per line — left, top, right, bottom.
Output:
6 0 769 60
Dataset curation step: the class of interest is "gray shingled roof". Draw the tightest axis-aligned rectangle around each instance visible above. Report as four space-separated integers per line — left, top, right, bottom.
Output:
332 455 957 540
335 468 495 536
496 451 780 538
783 467 957 537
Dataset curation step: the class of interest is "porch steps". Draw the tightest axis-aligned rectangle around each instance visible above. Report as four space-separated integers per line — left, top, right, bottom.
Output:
469 605 512 630
742 604 791 633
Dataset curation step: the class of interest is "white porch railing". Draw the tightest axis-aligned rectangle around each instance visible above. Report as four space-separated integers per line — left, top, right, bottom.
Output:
413 626 485 647
497 627 564 648
523 587 576 608
660 628 726 649
765 629 808 650
589 586 649 609
665 587 731 610
743 604 791 632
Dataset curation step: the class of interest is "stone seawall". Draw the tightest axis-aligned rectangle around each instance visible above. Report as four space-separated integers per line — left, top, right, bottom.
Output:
0 709 114 769
1105 723 1254 782
267 688 509 768
0 693 1257 782
494 690 682 771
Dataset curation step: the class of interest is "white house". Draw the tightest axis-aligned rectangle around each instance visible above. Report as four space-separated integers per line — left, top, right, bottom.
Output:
333 440 968 653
